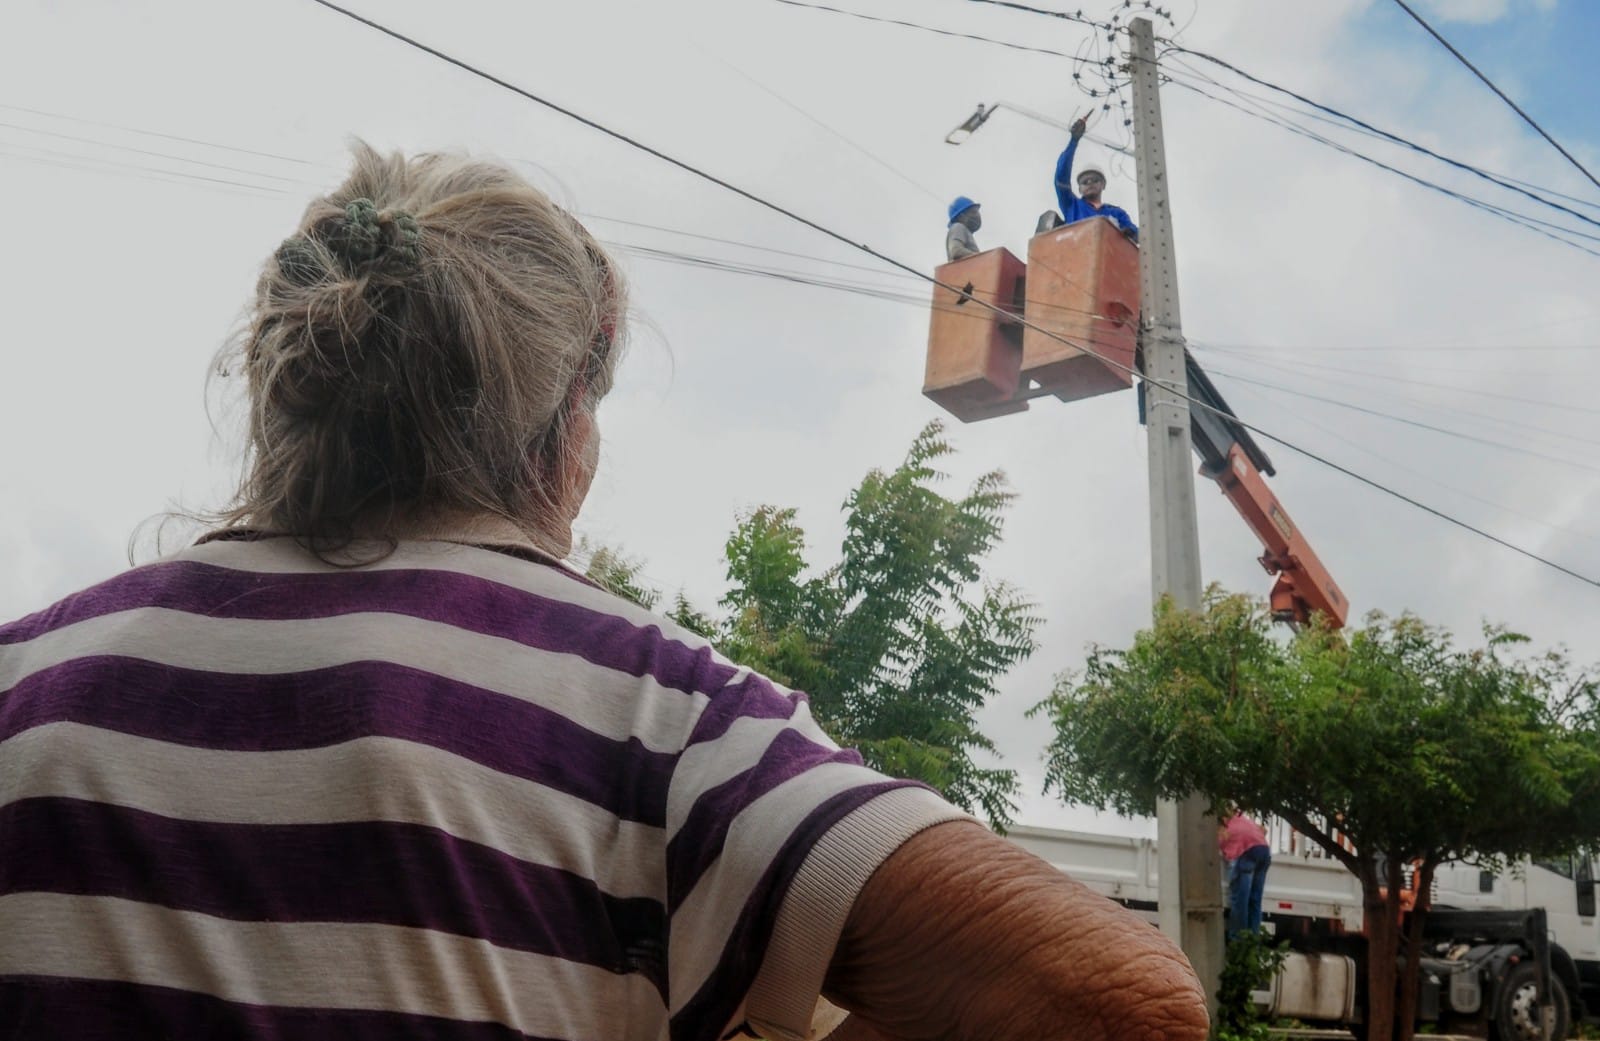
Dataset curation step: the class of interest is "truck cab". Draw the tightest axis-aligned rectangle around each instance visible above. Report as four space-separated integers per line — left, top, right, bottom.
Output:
1434 853 1600 1030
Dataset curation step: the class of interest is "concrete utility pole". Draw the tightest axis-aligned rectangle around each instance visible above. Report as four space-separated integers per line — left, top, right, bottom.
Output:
1127 15 1225 1019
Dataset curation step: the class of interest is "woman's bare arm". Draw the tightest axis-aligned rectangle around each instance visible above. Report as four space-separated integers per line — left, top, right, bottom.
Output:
824 820 1208 1041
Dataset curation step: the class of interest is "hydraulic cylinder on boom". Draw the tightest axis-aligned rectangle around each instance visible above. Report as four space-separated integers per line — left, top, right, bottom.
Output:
1178 354 1348 628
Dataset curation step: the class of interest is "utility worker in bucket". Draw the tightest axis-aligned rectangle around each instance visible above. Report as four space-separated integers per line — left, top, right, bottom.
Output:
1054 118 1138 242
946 195 983 261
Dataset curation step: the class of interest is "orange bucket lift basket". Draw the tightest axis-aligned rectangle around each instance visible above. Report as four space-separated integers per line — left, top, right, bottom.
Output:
923 217 1140 422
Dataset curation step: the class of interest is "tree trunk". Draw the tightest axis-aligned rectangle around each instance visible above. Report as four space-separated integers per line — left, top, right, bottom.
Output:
1360 858 1400 1041
1365 903 1399 1041
1394 860 1436 1041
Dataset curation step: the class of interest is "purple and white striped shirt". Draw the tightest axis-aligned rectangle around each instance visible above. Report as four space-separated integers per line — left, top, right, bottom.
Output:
0 533 965 1041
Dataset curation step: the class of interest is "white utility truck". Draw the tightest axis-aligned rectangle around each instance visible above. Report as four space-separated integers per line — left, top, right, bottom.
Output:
1007 823 1590 1040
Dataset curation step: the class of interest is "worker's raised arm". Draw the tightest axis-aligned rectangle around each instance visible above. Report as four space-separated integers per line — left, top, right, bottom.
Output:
823 820 1208 1041
1053 117 1087 215
1054 138 1079 197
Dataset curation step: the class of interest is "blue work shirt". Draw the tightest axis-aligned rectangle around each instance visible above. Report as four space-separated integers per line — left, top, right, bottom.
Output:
1054 137 1138 241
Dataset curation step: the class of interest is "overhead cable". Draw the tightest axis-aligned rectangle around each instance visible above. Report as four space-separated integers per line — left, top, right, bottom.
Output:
1202 367 1600 473
772 0 1600 229
954 0 1600 225
0 101 325 167
302 0 1600 590
769 0 1075 57
1198 341 1600 354
1163 75 1600 260
1162 45 1600 234
960 0 1111 29
1191 342 1600 417
1160 68 1600 250
0 119 319 187
46 88 1589 376
1221 382 1600 549
16 81 1591 421
616 243 1136 334
1389 0 1600 193
700 48 945 203
0 143 292 198
582 213 926 282
1192 350 1600 451
1158 62 1600 216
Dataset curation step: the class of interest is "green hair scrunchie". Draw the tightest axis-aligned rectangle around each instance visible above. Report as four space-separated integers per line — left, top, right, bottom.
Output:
327 198 384 267
306 198 423 275
274 236 325 286
388 212 422 267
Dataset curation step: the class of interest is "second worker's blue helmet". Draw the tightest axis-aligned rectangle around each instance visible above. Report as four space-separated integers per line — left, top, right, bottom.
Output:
948 195 980 223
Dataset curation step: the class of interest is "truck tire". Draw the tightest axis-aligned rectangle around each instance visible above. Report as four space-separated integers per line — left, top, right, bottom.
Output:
1495 962 1571 1041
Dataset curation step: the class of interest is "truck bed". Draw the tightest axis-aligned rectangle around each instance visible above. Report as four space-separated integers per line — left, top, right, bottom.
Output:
1006 824 1365 930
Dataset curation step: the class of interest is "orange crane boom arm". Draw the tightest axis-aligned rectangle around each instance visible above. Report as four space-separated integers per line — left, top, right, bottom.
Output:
1202 444 1349 628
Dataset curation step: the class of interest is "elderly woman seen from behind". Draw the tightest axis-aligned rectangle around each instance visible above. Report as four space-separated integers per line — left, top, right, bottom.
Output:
0 145 1207 1041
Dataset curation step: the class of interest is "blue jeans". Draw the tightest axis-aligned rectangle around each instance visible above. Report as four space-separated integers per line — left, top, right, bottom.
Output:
1228 845 1272 936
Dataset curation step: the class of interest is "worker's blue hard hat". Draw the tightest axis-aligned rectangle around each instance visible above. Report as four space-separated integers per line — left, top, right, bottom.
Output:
948 195 980 222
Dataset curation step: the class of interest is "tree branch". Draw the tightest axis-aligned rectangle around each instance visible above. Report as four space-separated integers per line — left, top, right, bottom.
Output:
1278 807 1361 874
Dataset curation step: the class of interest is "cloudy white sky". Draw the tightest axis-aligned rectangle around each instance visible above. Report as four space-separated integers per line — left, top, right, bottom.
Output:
4 0 1597 832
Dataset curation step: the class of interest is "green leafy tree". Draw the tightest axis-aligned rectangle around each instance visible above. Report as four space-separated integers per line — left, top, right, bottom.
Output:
1216 932 1288 1041
1033 589 1600 1041
579 539 659 610
717 423 1038 826
586 422 1038 827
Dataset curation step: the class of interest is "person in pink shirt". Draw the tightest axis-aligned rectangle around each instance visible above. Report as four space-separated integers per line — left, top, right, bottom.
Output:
1219 809 1272 936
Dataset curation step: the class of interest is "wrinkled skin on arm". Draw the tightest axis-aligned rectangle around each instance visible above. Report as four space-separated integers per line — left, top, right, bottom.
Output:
825 821 1208 1041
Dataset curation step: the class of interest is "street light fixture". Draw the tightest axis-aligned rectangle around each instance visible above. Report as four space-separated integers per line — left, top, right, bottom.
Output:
944 103 996 145
945 100 1133 155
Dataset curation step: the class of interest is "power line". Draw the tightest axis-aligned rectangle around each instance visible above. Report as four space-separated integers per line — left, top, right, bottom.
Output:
618 240 1590 380
0 111 1125 326
1389 0 1600 193
959 0 1111 29
698 47 945 203
0 119 321 187
40 83 1587 386
1159 49 1600 235
1221 381 1600 549
0 142 292 198
1160 71 1600 255
583 213 925 282
1163 75 1600 260
960 1 1192 150
14 82 1588 420
958 0 1600 228
1202 367 1600 474
768 0 1076 57
616 241 1139 337
0 105 926 284
1192 349 1600 453
540 231 1600 447
0 97 1119 324
1215 407 1600 589
609 233 1137 334
1158 59 1600 216
623 237 1594 373
1200 340 1600 354
1191 342 1600 418
1159 72 1600 256
614 243 920 301
770 0 1600 240
303 0 1600 590
0 101 326 168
